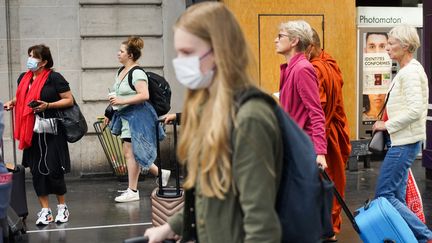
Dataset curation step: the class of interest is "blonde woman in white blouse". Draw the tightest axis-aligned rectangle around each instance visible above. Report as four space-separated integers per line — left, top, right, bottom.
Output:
372 25 432 243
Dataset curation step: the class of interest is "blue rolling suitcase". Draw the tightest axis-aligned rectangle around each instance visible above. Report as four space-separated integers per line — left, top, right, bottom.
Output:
355 197 417 242
321 170 417 243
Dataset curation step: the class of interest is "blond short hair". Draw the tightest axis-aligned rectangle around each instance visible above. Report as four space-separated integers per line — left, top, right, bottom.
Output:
388 25 420 53
279 20 313 52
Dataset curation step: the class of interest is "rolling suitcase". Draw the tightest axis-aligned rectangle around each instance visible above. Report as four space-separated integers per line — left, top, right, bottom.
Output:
0 167 12 219
8 164 28 219
151 119 184 226
0 164 13 242
321 170 417 243
0 162 12 220
124 236 175 243
5 206 26 243
1 111 26 242
1 148 27 242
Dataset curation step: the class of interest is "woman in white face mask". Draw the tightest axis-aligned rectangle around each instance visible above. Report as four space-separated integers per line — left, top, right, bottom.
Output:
145 2 283 243
172 48 215 90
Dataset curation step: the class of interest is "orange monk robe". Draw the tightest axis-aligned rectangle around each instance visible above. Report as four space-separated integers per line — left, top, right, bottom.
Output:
310 50 351 234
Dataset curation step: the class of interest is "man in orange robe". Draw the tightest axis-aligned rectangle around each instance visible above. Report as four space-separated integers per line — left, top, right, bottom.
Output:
306 29 352 241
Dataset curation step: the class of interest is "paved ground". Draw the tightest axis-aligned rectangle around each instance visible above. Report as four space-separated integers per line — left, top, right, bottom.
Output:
11 159 432 242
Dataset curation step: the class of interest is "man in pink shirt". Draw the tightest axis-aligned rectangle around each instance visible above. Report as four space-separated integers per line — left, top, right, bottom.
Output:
275 20 327 168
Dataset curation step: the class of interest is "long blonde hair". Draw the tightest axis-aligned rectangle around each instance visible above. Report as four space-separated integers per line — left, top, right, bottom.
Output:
175 2 256 199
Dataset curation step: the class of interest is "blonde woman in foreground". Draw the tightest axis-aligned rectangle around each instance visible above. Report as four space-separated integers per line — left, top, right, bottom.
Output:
144 2 283 243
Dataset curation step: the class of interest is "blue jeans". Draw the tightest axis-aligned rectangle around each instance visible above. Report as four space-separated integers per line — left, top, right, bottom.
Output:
375 141 432 242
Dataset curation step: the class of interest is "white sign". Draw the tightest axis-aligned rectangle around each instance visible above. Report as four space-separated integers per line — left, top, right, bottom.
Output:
363 53 392 94
357 7 423 27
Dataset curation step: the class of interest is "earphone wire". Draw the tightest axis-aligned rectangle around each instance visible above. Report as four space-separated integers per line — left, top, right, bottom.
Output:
37 111 50 176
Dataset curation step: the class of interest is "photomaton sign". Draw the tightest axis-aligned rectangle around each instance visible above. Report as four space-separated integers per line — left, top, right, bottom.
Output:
357 7 422 28
356 6 423 138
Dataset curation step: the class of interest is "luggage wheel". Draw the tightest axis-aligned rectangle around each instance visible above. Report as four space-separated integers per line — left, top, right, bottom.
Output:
383 240 396 243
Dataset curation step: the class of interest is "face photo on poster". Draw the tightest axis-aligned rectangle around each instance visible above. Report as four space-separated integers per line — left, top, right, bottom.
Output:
362 32 392 123
362 93 386 124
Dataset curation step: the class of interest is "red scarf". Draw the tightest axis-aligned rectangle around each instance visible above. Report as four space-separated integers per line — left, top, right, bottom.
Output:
14 69 51 149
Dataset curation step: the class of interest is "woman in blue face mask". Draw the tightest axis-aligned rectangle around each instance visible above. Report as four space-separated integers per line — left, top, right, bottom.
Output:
145 2 284 243
3 44 74 226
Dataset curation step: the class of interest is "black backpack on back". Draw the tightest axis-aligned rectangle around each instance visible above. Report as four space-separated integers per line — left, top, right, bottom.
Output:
118 66 171 116
235 87 334 243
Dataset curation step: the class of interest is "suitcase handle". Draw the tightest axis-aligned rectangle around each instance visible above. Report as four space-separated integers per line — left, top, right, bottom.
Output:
363 198 372 210
123 236 176 243
155 118 181 196
320 168 360 234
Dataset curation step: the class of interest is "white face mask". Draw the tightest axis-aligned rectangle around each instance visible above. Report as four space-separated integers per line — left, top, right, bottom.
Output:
172 51 214 90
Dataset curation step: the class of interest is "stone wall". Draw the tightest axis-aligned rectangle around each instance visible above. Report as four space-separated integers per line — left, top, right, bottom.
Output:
0 0 186 176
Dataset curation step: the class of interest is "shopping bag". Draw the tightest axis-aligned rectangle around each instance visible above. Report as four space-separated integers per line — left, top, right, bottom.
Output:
405 169 425 223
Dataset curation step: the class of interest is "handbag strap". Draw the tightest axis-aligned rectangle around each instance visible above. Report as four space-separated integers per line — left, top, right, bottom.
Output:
56 96 77 119
377 82 396 120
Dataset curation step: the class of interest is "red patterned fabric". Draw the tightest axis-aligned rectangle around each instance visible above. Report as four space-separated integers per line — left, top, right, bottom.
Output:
406 169 426 223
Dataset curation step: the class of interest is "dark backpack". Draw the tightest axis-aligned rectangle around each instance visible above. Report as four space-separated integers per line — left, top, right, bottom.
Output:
118 66 171 116
235 87 334 243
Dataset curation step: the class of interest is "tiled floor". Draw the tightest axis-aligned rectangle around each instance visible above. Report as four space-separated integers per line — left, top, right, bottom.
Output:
13 159 432 242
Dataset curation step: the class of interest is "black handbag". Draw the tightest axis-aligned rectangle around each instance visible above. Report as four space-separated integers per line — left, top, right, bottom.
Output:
368 130 386 153
367 85 394 154
58 99 88 143
104 105 116 121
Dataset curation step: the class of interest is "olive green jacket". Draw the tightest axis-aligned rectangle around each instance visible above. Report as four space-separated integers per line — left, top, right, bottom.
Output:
168 99 283 243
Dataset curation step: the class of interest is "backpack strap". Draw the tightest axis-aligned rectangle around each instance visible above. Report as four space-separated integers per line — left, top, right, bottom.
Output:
376 81 396 120
127 66 146 91
117 66 125 76
231 86 276 192
234 86 277 112
118 66 145 91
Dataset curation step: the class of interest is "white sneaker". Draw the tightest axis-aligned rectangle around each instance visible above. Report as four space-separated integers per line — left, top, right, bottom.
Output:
55 204 69 223
158 169 171 187
36 208 54 226
115 188 139 203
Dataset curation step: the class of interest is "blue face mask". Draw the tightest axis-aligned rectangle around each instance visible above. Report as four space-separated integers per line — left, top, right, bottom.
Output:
26 57 40 72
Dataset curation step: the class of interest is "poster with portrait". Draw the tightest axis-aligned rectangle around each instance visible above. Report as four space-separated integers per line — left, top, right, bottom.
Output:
362 32 392 124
